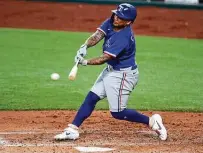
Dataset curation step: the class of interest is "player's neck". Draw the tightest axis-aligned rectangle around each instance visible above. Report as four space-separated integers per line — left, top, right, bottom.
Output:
113 26 126 32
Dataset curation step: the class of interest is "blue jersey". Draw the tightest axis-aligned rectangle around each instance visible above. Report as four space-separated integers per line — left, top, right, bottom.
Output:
97 18 137 70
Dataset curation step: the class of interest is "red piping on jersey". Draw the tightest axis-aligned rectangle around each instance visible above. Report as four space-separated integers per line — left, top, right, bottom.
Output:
104 51 116 58
97 28 106 36
118 72 126 112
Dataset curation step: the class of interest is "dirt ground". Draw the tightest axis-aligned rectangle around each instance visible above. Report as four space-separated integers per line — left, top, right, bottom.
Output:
0 0 203 153
0 111 203 153
1 0 203 38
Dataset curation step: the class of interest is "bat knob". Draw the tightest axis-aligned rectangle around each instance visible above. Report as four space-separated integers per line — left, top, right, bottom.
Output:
69 76 75 81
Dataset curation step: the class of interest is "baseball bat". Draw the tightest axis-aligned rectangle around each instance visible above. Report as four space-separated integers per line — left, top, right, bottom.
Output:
68 60 79 81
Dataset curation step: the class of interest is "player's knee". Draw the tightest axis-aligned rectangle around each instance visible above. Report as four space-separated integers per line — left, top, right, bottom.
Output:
84 91 100 106
110 111 125 120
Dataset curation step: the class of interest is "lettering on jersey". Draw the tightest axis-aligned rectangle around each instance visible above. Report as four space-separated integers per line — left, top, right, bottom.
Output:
131 36 134 42
131 30 134 42
105 38 111 48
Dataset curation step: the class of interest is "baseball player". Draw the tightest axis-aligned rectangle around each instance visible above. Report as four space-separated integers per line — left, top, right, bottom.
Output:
55 3 167 141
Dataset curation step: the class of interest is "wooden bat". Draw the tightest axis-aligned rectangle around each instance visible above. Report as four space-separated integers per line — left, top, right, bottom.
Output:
68 60 79 81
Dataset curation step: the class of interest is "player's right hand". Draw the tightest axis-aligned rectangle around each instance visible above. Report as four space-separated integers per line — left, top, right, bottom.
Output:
75 54 87 66
77 44 87 57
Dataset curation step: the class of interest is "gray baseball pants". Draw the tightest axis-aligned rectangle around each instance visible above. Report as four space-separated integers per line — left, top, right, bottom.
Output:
91 65 139 112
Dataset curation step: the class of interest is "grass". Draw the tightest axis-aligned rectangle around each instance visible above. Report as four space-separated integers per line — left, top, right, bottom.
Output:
0 28 202 112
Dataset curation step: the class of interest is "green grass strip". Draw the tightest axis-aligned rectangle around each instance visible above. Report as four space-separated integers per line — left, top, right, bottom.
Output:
0 28 202 112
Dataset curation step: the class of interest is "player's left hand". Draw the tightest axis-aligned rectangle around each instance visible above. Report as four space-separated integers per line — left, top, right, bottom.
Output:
77 44 87 57
75 54 87 66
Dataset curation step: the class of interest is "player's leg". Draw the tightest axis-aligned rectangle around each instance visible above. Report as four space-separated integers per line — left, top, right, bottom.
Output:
54 91 100 140
70 68 108 127
54 68 107 140
111 109 149 124
111 110 167 140
104 69 148 124
104 69 167 140
72 91 101 127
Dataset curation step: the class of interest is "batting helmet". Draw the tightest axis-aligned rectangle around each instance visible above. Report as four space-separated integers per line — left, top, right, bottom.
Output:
111 3 137 22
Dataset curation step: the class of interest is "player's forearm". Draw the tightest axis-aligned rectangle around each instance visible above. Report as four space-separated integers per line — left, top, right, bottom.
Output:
84 30 105 48
87 54 111 65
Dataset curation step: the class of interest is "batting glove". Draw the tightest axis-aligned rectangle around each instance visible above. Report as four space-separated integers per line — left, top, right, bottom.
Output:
77 44 87 57
75 54 87 66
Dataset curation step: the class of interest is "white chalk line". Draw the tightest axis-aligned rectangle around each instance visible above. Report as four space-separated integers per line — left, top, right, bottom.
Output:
0 130 61 135
0 130 154 149
1 137 116 153
1 140 115 153
2 142 76 147
0 130 75 147
0 135 76 147
0 130 154 135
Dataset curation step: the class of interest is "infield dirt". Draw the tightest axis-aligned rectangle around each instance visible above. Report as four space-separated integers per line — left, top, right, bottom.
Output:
0 0 203 153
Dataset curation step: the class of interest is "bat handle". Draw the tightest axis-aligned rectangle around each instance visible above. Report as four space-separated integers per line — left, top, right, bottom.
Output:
76 60 79 65
75 60 79 66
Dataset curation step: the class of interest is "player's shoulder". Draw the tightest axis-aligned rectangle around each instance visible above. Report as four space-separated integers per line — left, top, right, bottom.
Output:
106 18 111 22
102 18 111 24
120 26 134 37
99 18 112 29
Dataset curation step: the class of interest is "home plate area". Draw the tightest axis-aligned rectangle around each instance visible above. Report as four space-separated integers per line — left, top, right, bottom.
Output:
0 130 153 152
0 111 202 153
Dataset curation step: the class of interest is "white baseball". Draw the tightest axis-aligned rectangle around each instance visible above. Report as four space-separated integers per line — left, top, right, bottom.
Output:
51 73 60 80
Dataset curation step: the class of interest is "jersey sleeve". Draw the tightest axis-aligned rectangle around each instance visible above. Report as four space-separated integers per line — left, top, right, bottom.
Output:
97 18 110 36
104 36 128 58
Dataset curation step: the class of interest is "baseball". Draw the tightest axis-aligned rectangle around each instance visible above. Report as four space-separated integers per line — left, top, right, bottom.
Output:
51 73 60 80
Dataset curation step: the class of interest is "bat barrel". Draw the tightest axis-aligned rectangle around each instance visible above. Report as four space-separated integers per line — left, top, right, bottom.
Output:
68 62 78 81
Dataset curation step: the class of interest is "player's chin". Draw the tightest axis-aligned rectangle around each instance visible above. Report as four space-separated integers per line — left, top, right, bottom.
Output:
113 22 119 26
113 24 125 29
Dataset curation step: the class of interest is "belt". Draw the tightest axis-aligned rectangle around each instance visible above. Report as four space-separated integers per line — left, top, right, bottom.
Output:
107 65 137 71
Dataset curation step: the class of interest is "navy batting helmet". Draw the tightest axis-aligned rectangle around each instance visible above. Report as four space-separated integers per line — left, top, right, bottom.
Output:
112 3 137 22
